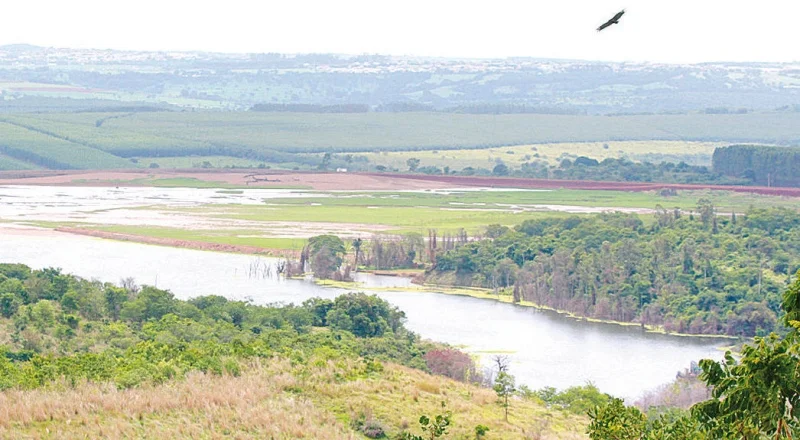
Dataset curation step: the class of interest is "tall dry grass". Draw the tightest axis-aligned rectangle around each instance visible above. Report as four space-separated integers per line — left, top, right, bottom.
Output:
0 358 353 439
0 357 588 439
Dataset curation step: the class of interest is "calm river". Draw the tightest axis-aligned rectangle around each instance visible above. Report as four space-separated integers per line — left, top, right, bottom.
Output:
0 227 725 401
0 185 727 400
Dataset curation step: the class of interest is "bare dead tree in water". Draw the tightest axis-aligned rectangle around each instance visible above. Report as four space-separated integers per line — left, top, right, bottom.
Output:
493 355 510 374
247 258 276 279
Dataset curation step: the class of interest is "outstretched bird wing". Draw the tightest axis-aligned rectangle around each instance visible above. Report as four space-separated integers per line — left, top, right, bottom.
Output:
596 20 613 31
597 9 625 32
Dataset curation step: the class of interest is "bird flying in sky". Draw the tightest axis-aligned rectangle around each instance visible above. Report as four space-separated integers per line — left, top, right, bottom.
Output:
597 9 625 32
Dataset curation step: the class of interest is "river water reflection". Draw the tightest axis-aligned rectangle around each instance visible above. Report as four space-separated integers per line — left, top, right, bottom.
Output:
0 228 725 400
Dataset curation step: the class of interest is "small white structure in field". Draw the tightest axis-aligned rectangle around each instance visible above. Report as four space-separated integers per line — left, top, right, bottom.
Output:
336 168 348 173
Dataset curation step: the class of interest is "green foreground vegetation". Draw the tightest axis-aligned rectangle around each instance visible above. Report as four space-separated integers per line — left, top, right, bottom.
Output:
0 263 592 438
587 276 800 439
2 265 800 438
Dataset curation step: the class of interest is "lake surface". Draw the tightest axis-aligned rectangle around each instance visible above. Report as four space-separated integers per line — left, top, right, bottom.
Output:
0 226 726 400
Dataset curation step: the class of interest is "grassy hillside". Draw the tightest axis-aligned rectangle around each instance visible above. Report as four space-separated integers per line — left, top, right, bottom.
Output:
0 264 588 439
0 358 586 439
0 112 798 170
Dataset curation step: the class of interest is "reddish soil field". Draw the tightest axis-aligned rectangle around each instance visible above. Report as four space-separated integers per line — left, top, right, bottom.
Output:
0 169 453 191
1 169 800 197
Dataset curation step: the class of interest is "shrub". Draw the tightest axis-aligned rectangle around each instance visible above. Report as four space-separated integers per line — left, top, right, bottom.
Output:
362 419 387 439
425 348 479 383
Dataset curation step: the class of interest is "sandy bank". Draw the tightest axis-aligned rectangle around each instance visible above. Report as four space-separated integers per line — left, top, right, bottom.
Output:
54 227 300 258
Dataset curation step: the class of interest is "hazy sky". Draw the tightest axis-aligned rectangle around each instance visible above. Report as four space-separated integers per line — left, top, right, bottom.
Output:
2 0 799 64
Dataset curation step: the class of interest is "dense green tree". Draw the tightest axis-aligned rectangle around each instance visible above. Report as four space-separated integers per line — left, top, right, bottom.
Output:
307 235 347 279
0 265 434 391
325 292 406 338
587 398 647 440
492 163 509 176
0 293 20 318
104 285 128 321
713 145 800 187
119 286 176 323
302 297 334 326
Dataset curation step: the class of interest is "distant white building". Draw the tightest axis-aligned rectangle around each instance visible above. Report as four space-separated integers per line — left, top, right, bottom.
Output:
336 168 348 173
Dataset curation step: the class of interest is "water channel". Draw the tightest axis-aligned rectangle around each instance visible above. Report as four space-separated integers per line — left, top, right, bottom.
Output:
0 185 727 400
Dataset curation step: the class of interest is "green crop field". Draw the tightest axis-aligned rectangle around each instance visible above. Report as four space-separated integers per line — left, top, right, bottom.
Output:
0 121 133 169
0 111 798 170
0 152 40 170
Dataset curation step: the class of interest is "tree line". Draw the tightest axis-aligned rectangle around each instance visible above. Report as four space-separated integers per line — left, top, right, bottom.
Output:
713 144 800 187
0 263 433 390
390 156 750 186
431 205 800 336
588 275 800 438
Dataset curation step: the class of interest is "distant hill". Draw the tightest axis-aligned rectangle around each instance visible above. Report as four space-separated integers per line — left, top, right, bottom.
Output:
0 43 44 52
0 45 799 114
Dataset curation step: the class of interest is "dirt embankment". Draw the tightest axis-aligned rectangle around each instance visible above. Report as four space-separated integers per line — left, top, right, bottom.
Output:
0 169 452 191
3 169 800 196
55 227 300 258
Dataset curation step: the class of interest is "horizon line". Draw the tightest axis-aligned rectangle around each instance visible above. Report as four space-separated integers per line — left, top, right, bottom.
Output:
1 43 798 67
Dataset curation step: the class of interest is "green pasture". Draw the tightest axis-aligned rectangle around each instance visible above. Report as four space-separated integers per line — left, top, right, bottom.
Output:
200 205 565 234
166 187 799 236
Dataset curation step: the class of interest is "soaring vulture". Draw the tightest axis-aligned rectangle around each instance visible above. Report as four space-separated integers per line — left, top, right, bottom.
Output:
597 9 625 32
